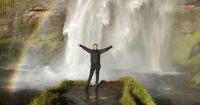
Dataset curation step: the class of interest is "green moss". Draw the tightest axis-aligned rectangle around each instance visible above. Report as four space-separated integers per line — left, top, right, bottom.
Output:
0 0 13 13
172 29 200 66
0 37 22 45
0 52 7 60
57 80 87 91
0 0 44 14
119 78 137 105
32 30 64 54
30 89 60 105
29 80 86 105
119 77 156 105
57 80 73 91
192 73 200 86
28 2 40 8
0 37 21 60
30 77 155 105
72 80 87 85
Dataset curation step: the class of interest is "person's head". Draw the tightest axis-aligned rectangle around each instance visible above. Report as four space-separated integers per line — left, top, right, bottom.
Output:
93 44 98 50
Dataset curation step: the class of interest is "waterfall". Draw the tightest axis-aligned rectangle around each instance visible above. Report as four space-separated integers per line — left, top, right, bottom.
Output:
63 0 177 77
10 0 179 90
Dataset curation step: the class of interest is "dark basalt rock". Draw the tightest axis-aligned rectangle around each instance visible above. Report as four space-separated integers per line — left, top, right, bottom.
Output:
62 81 123 105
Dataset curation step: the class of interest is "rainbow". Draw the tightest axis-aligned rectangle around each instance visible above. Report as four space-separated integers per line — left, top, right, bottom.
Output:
6 0 58 92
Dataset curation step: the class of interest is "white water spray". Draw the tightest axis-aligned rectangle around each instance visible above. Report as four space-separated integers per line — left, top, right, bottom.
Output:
63 0 177 73
12 0 179 90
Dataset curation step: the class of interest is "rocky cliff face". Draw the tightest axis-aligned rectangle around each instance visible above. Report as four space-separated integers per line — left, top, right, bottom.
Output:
172 1 200 67
0 0 67 62
175 0 200 35
0 13 13 38
170 0 200 88
0 0 53 38
1 0 199 38
0 0 200 65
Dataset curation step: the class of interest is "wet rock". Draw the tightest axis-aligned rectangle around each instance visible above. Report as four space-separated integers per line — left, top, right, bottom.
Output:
188 41 200 59
194 102 200 105
98 80 124 93
62 81 123 105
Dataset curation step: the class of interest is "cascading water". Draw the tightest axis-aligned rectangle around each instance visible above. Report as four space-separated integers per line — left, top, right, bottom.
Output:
63 0 177 75
10 0 179 90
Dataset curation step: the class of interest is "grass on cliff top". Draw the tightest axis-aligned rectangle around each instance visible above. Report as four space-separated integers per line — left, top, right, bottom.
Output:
192 73 200 88
119 76 156 105
30 77 155 105
29 80 86 105
172 28 200 67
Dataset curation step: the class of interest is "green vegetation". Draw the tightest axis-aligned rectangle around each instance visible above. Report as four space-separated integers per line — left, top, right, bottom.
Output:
28 1 40 8
0 0 63 63
32 26 65 54
0 37 22 60
0 0 13 13
0 37 22 45
0 0 50 14
119 77 156 105
30 77 155 105
192 73 200 88
30 90 60 105
58 80 86 91
29 80 86 105
33 33 64 53
172 28 200 67
0 52 6 60
31 30 65 63
0 27 65 63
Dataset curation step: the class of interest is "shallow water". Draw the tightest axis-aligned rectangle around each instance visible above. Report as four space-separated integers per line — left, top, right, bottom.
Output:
0 61 200 105
63 86 121 105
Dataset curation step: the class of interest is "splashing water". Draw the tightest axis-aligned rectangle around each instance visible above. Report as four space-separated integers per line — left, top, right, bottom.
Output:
63 0 177 73
10 0 179 90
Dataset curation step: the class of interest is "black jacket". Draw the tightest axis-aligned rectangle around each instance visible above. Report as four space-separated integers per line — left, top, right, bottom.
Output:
80 44 112 64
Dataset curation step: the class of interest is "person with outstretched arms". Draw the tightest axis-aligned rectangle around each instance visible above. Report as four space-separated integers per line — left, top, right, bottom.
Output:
79 43 113 90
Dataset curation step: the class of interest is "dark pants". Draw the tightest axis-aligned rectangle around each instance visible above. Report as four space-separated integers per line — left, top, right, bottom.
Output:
86 63 101 88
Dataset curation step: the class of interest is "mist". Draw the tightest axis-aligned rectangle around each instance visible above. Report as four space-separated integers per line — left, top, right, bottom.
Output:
13 0 180 91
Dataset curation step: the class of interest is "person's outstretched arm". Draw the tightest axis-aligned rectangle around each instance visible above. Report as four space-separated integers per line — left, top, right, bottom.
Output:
79 44 92 53
99 45 112 54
